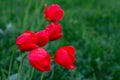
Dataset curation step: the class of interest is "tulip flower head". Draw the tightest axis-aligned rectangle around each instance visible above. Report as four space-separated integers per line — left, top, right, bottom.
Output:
35 30 49 46
16 31 38 52
54 46 76 69
45 23 63 41
44 4 64 22
28 48 51 72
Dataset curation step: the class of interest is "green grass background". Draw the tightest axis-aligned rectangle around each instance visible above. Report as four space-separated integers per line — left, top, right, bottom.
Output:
0 0 120 80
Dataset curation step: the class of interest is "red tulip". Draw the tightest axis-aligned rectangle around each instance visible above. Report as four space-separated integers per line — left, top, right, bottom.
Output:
54 46 76 69
35 30 49 46
16 31 38 52
44 4 64 22
45 23 63 41
28 48 51 72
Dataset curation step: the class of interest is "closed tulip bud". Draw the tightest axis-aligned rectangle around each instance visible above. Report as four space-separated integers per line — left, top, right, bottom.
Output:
28 48 51 72
45 23 63 41
54 46 76 69
35 30 49 46
16 31 38 52
44 4 64 22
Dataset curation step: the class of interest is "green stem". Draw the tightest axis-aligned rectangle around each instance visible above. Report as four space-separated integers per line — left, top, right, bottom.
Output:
8 47 16 80
23 66 31 80
17 53 27 80
29 68 35 80
22 0 32 31
30 0 40 30
36 0 46 31
70 69 76 80
30 0 45 31
40 73 44 80
49 65 54 80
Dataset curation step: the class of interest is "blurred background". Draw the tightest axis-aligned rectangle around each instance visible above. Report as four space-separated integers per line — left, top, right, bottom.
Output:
0 0 120 80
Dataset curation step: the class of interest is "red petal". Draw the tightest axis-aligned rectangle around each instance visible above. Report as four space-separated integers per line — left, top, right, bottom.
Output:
35 30 49 46
52 9 64 22
19 43 38 52
45 23 55 37
16 31 35 45
49 33 63 41
62 46 76 55
16 33 31 45
64 64 75 69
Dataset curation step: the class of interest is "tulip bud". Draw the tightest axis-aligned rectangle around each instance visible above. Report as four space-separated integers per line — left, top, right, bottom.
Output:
45 23 63 41
16 31 38 52
54 46 76 69
35 30 49 46
44 4 64 22
28 48 51 72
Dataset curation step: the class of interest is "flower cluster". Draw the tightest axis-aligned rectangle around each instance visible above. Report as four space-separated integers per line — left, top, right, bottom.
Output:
16 4 76 72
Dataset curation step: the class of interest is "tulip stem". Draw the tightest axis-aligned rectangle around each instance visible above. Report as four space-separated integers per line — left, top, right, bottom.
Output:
29 68 35 80
22 0 32 31
70 69 76 80
8 46 16 80
40 73 44 80
17 53 27 80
